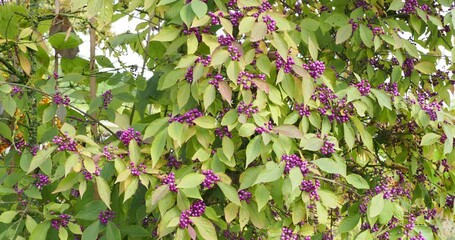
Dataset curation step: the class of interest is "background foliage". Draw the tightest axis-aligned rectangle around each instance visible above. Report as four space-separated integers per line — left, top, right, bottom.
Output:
0 0 454 239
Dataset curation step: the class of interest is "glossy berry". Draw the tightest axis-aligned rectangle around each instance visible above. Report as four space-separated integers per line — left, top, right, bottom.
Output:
294 103 311 117
179 210 192 228
281 154 309 176
116 128 142 146
201 170 220 189
35 173 50 190
238 190 252 203
189 200 206 217
300 179 320 200
237 101 258 118
281 227 298 240
353 79 371 96
101 90 113 109
162 172 178 192
168 108 203 126
98 210 115 225
303 60 325 79
128 162 147 176
52 135 77 152
53 92 70 106
51 214 71 230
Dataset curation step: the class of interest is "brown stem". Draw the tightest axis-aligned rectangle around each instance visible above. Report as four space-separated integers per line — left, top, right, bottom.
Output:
89 17 98 138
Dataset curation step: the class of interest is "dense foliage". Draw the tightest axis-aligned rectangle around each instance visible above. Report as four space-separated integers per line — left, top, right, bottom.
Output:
0 0 454 239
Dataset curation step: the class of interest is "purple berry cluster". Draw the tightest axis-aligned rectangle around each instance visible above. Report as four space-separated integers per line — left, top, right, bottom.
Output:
71 189 80 198
196 55 211 67
228 45 242 61
303 60 325 79
30 145 39 156
353 79 371 96
238 190 252 203
98 210 115 225
320 135 335 155
201 170 220 189
185 66 194 83
189 200 206 217
430 70 448 86
52 135 77 152
404 213 416 236
178 210 192 228
327 98 354 123
391 57 399 66
369 57 383 68
14 138 26 154
378 82 400 97
223 230 245 240
237 101 258 118
208 73 224 89
401 0 419 14
300 179 320 200
166 154 182 169
294 103 311 117
275 52 294 73
446 195 454 208
51 214 71 230
255 121 273 134
35 173 50 190
116 128 143 145
263 15 277 32
215 126 233 138
103 145 116 161
250 0 272 18
179 200 207 228
218 34 236 46
128 161 147 176
281 154 310 176
237 71 265 90
182 25 203 42
101 90 113 109
228 10 243 27
355 0 371 9
280 227 298 240
402 58 416 77
417 89 442 121
168 108 203 126
410 232 426 240
349 19 359 31
162 172 177 192
208 11 222 25
11 86 22 98
53 92 70 106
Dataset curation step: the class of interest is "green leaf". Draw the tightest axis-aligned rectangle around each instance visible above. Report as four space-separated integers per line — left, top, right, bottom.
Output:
193 116 217 129
359 25 373 48
355 230 372 240
251 22 268 42
204 84 216 110
177 173 205 188
388 0 405 11
256 54 271 76
346 174 370 189
289 167 303 191
313 158 346 177
76 201 106 220
191 217 217 240
151 185 170 206
273 125 305 139
0 210 17 223
124 177 139 202
191 0 207 19
336 24 352 44
319 189 339 209
49 32 83 50
152 26 181 42
106 222 121 240
95 176 111 208
59 228 68 240
82 221 100 240
52 172 79 193
30 221 50 240
151 128 168 167
28 146 57 174
414 61 436 74
370 88 392 110
338 214 360 233
254 162 283 184
180 4 195 27
343 123 355 150
211 49 230 66
379 200 394 225
224 203 239 223
217 182 241 206
420 133 440 146
222 137 235 159
368 193 384 218
246 136 262 168
308 37 318 60
239 123 256 137
158 69 186 90
129 139 141 164
255 184 270 212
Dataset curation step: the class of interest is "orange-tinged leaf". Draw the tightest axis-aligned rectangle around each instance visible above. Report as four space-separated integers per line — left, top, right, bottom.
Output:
19 54 31 75
218 81 232 104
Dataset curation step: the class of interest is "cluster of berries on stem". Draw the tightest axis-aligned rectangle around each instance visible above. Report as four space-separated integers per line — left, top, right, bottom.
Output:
51 214 71 230
201 170 220 189
98 210 115 225
116 128 142 145
168 109 203 126
52 134 77 152
162 172 177 192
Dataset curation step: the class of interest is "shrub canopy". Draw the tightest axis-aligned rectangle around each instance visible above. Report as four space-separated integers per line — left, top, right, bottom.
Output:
0 0 454 239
